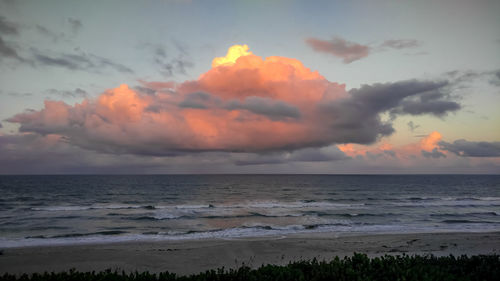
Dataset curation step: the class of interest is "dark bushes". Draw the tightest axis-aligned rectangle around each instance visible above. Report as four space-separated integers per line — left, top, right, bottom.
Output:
1 254 499 281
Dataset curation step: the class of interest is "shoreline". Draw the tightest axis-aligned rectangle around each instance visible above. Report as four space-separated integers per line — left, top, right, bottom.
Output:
2 226 499 249
1 231 498 276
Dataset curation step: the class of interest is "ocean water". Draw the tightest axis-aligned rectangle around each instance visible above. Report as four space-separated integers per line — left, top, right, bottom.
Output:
0 175 499 248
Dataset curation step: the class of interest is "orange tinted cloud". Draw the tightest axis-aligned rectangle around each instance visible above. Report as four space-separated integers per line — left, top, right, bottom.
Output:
337 131 446 160
419 131 442 151
8 45 457 155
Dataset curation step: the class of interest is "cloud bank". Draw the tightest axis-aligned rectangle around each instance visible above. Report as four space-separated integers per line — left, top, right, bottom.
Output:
7 45 461 157
439 140 500 157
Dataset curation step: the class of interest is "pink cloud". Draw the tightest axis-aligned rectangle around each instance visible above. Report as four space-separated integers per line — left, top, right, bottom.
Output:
7 45 458 156
338 131 447 160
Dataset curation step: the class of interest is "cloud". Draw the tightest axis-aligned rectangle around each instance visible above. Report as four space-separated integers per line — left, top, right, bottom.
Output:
0 17 22 60
397 99 460 116
439 140 500 157
67 18 82 34
306 37 423 62
31 48 133 73
35 24 62 42
0 16 18 35
225 96 301 121
445 69 500 87
233 146 347 166
0 133 176 174
146 43 193 77
381 39 420 49
34 20 82 43
338 131 447 160
325 80 459 144
7 45 462 156
407 121 420 132
178 92 217 109
0 36 22 60
345 80 457 118
6 92 33 97
306 36 369 63
421 148 446 158
490 70 500 87
46 88 88 98
133 85 157 95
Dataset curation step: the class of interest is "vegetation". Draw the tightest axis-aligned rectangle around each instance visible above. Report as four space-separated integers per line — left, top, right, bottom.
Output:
1 254 499 281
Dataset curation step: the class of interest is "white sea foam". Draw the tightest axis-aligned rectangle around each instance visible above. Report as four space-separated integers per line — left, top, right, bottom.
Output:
393 199 500 207
32 204 145 211
2 222 499 249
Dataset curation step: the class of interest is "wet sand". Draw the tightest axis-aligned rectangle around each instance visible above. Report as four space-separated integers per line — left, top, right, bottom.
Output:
1 232 499 276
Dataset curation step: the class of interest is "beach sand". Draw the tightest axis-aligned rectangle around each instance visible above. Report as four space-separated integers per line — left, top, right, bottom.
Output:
1 232 499 276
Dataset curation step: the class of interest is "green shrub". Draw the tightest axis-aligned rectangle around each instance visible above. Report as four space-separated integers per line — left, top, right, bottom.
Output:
1 254 499 281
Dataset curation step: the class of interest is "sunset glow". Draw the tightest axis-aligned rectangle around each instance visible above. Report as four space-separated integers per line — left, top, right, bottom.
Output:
212 44 253 68
0 0 498 174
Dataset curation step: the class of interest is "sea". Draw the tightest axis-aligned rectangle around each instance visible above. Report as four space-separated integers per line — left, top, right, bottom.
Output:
0 175 499 248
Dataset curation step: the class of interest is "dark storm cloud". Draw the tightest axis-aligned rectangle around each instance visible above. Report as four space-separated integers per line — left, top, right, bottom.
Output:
421 148 446 158
306 36 369 63
325 80 458 144
439 140 500 157
225 97 301 121
397 99 460 116
31 48 133 73
381 39 421 49
321 79 458 144
0 16 18 35
385 84 460 116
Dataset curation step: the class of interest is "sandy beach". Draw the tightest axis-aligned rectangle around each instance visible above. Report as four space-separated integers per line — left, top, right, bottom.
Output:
1 231 498 276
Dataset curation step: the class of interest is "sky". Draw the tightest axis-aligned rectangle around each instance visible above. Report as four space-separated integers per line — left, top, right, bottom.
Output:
0 0 499 174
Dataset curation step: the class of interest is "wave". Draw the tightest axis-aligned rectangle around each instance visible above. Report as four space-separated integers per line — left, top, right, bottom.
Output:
240 201 365 209
31 204 153 211
392 199 500 207
441 219 498 224
2 221 500 248
337 213 400 218
30 200 366 213
51 230 129 238
430 212 500 217
131 214 185 220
